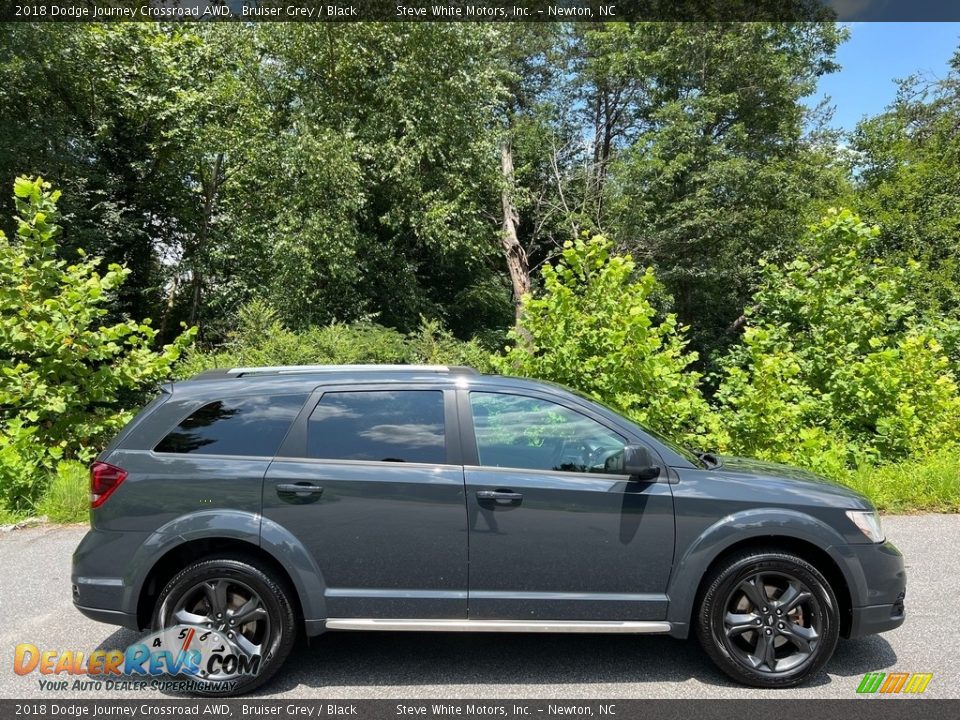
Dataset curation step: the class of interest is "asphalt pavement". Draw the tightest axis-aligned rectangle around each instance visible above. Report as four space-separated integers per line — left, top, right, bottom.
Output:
0 515 956 699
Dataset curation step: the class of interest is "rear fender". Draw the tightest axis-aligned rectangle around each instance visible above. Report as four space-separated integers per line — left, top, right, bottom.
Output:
124 510 328 632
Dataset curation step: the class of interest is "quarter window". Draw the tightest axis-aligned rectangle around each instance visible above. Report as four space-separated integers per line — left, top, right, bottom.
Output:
307 390 446 464
469 392 626 474
155 394 307 457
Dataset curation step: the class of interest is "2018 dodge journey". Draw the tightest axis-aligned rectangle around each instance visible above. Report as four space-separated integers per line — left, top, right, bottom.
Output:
72 364 906 695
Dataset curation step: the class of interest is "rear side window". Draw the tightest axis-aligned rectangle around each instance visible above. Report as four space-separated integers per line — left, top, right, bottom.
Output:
155 394 307 457
307 390 446 463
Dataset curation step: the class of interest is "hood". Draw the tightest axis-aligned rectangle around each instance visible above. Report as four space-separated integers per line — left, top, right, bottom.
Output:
712 455 872 508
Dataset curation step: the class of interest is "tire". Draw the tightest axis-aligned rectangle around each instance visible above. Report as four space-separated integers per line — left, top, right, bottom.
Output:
153 555 297 696
696 548 840 688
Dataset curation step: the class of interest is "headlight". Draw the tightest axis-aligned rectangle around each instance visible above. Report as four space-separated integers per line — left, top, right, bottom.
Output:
846 510 885 543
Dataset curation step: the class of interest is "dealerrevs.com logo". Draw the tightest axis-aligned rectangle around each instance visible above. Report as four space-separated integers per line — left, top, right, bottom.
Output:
856 672 933 695
13 625 261 693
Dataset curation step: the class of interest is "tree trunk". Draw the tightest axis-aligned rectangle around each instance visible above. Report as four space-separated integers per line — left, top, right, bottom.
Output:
500 140 531 327
187 152 224 328
158 272 180 339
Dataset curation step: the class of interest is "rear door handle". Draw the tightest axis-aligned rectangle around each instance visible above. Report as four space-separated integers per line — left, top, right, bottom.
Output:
477 490 523 506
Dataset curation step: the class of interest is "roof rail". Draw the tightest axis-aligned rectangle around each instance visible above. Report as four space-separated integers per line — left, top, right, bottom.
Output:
224 364 477 377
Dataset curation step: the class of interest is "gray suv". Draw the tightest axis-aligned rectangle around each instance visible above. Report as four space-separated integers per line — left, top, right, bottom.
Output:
72 365 906 695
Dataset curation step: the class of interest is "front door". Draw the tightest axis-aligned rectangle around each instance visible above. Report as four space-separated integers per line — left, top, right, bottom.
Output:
264 385 467 619
462 389 675 621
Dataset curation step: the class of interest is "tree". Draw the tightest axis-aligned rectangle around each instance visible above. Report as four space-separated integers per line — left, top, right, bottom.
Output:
0 178 195 511
851 50 960 321
588 23 849 365
0 24 210 326
497 235 717 443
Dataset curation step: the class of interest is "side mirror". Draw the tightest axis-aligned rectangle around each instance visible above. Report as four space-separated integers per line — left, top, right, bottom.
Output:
623 444 660 481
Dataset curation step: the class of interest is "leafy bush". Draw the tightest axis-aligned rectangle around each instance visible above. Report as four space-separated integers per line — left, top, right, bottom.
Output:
496 236 719 444
0 177 196 512
715 209 960 471
179 299 492 378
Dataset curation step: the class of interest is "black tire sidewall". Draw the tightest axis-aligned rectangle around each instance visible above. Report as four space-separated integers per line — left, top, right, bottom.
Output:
154 557 296 696
697 551 840 688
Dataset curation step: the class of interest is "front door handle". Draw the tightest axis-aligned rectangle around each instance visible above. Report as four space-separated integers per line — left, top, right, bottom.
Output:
277 483 324 503
477 489 523 506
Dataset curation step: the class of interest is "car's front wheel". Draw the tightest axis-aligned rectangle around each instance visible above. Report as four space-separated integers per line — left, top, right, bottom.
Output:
154 556 297 696
696 549 840 688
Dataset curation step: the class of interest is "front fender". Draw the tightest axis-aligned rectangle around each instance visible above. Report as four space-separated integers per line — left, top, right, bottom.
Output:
665 508 864 637
122 510 328 632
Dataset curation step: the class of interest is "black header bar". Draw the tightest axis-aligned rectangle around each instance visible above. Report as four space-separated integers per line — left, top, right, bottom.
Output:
3 0 960 23
0 700 958 720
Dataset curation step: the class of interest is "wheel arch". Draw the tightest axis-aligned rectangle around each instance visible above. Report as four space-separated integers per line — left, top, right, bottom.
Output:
135 537 303 631
666 509 862 639
127 511 328 635
687 536 854 639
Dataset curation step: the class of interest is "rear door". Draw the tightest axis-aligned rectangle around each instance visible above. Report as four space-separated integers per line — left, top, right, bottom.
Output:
263 384 468 619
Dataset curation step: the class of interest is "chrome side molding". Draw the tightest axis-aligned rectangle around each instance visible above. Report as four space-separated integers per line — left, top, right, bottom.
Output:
324 618 672 634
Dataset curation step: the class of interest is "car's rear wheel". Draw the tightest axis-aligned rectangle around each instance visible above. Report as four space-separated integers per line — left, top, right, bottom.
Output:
154 556 296 696
696 549 839 688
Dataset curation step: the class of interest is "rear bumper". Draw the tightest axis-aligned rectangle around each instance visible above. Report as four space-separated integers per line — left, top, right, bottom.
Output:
73 602 140 631
71 527 149 630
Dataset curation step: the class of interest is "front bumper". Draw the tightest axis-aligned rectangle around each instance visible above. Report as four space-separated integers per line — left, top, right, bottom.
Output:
849 593 906 638
842 539 907 638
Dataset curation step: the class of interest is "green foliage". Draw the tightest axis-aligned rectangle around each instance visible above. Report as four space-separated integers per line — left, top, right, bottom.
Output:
497 236 718 443
715 209 960 473
851 53 960 320
0 178 195 512
36 461 89 523
842 447 960 513
179 300 492 379
2 24 959 518
594 22 851 363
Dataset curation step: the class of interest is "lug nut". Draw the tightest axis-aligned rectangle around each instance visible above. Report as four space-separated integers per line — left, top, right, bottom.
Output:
755 619 762 625
776 609 782 615
765 628 772 635
216 613 222 619
778 623 784 629
762 607 768 613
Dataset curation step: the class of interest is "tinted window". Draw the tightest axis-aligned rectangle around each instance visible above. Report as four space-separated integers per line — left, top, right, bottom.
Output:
470 392 625 474
155 394 307 456
307 391 446 463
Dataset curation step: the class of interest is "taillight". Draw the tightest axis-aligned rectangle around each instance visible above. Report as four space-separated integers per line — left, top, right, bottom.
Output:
90 462 128 508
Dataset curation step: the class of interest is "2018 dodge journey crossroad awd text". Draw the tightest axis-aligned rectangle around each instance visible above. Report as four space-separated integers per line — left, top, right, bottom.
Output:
72 364 906 695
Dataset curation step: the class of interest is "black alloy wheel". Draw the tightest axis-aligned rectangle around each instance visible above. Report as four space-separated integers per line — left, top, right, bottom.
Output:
697 549 840 688
154 556 297 696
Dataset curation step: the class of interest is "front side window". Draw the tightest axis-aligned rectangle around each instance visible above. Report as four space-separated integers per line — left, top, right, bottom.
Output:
469 392 626 474
307 390 446 464
155 394 307 456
